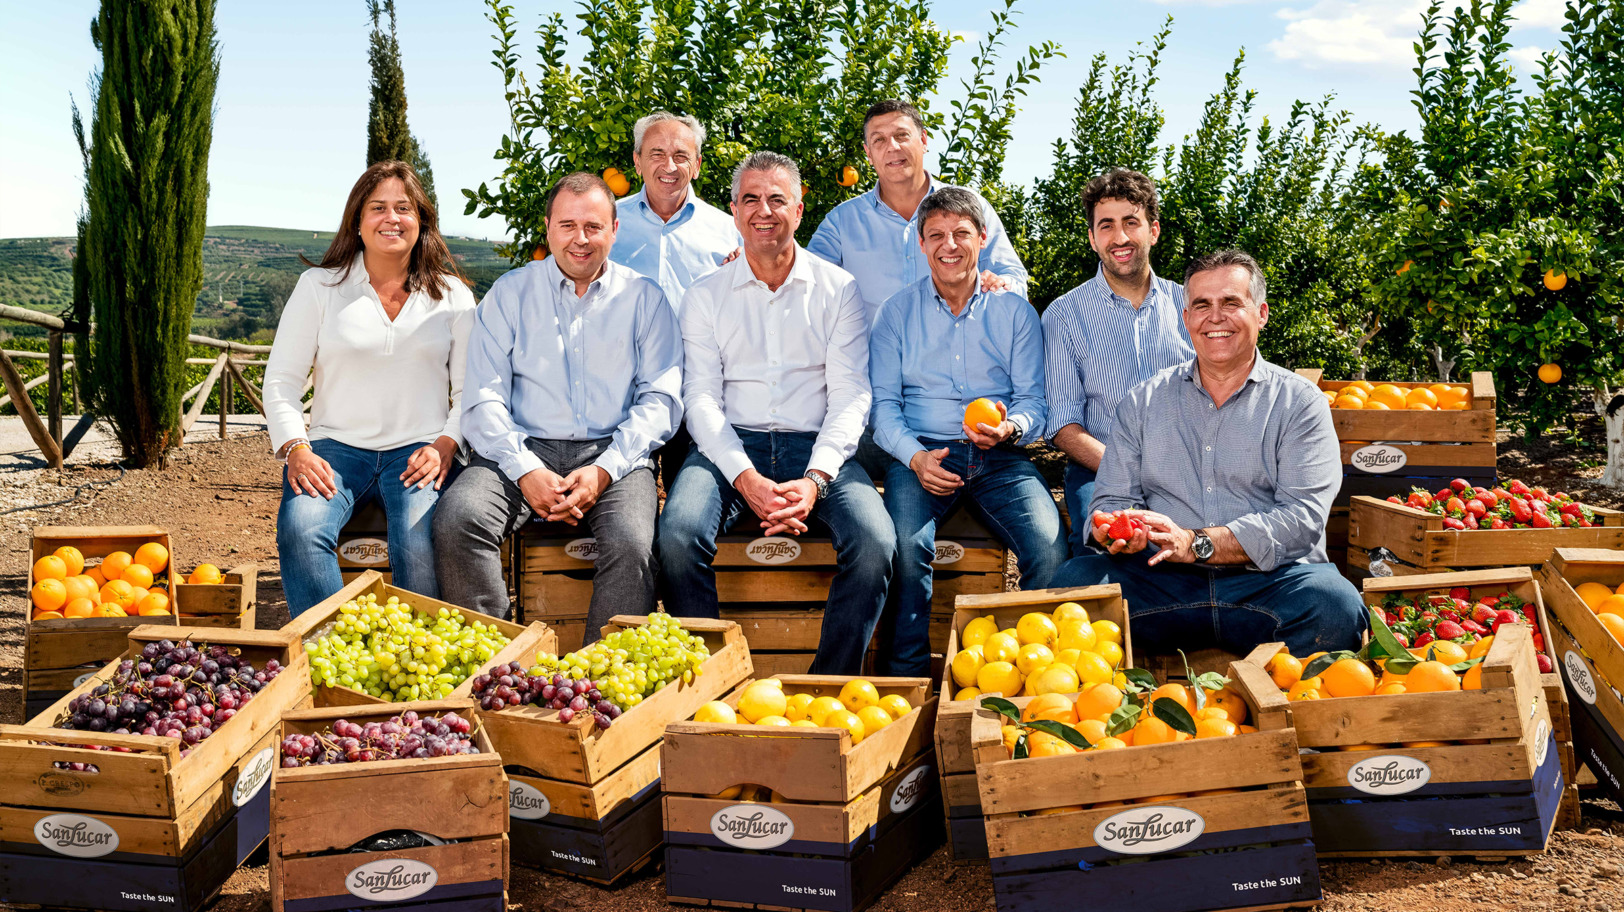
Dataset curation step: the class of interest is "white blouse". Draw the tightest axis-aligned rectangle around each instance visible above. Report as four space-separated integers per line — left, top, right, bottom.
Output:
263 255 477 454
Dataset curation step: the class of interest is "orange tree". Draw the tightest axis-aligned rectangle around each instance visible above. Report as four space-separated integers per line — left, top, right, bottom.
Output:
1362 0 1624 438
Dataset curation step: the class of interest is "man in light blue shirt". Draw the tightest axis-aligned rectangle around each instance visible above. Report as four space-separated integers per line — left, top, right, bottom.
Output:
869 188 1066 676
435 172 683 634
1043 169 1194 556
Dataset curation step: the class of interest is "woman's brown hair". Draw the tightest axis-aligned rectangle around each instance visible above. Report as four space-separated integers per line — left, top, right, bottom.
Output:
301 160 467 301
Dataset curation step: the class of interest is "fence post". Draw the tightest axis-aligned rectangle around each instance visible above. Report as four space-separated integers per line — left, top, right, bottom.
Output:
47 331 63 456
0 349 63 468
220 368 231 439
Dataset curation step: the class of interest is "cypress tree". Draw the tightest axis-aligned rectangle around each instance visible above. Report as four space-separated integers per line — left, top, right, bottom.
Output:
366 0 436 209
79 0 219 467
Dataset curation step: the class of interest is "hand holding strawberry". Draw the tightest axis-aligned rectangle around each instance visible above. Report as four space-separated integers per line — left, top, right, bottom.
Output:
1091 510 1149 555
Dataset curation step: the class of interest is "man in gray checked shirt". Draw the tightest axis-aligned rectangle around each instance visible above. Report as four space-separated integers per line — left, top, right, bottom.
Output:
1051 249 1366 657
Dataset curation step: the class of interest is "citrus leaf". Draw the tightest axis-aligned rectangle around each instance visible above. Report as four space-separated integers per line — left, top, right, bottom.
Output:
1027 719 1093 750
1448 656 1485 672
1106 703 1142 736
1368 607 1409 660
980 695 1022 723
1303 650 1355 680
1121 668 1157 693
1383 653 1419 675
1152 697 1197 735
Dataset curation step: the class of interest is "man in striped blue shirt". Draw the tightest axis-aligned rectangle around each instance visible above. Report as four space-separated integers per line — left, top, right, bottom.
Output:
1042 170 1194 556
868 188 1067 676
1052 250 1365 658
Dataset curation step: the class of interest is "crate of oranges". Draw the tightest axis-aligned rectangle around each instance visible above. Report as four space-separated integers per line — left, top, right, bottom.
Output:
1297 368 1497 506
936 585 1131 863
172 561 259 629
1539 549 1624 813
1238 610 1561 857
662 675 940 912
965 659 1321 912
24 526 181 718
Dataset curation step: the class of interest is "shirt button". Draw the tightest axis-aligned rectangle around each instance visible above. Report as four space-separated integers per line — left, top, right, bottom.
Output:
1205 446 1211 451
955 355 961 360
1206 486 1213 492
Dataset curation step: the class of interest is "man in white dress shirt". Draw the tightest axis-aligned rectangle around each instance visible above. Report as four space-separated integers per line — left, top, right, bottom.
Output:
657 152 895 674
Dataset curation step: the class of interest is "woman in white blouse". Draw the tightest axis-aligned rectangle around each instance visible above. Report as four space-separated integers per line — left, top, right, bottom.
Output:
263 161 476 616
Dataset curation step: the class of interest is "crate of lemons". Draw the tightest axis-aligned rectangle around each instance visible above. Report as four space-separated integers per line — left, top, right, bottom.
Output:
695 677 915 746
948 602 1124 702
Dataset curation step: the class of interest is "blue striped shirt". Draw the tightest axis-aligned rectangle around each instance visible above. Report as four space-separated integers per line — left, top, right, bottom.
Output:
609 186 740 315
1041 266 1194 444
807 177 1028 327
1092 356 1341 571
869 278 1046 464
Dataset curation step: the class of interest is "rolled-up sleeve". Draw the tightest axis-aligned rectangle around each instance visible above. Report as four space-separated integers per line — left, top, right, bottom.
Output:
461 287 546 482
1005 300 1046 439
809 281 872 477
1090 390 1145 517
1225 395 1340 571
596 290 684 482
263 272 322 453
806 211 844 267
1041 299 1088 440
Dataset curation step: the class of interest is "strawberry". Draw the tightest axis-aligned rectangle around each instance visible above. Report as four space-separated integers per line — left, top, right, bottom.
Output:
1494 609 1521 628
1478 490 1498 509
1461 619 1488 636
1387 495 1403 504
1531 512 1553 529
1492 487 1512 500
1560 502 1584 517
1537 654 1554 674
1437 488 1453 503
1446 496 1466 514
1450 478 1470 493
1508 498 1533 523
1449 587 1471 601
1463 514 1479 529
1441 610 1461 622
1489 517 1509 529
1394 632 1411 648
1480 595 1501 608
1108 513 1138 542
1443 516 1466 530
1435 620 1465 640
1509 479 1531 496
1471 603 1497 623
1530 487 1549 501
1466 498 1487 517
1563 514 1581 527
1414 631 1436 648
1554 491 1570 501
1092 511 1114 529
1406 492 1430 509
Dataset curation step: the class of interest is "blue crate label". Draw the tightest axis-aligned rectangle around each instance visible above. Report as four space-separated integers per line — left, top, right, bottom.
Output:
1566 650 1598 704
1092 806 1204 855
564 538 598 561
234 747 275 807
1347 754 1432 795
1534 720 1551 768
346 858 438 901
72 670 98 687
33 813 119 857
339 538 389 566
1350 444 1408 474
890 765 933 813
509 780 551 820
710 804 795 848
932 541 964 565
746 538 801 564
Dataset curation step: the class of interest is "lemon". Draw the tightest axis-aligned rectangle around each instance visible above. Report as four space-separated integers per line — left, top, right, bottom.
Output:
1075 651 1114 687
1016 643 1055 676
807 696 845 726
784 692 816 722
878 694 912 719
1057 618 1098 653
984 632 1020 665
755 715 793 727
1030 663 1081 695
976 661 1023 697
951 645 986 688
738 682 788 723
792 719 819 727
838 679 880 713
1091 619 1122 645
953 685 981 701
1096 640 1124 668
961 615 998 648
824 709 865 745
1054 648 1082 668
856 705 893 738
1052 601 1091 625
694 701 738 724
1016 612 1059 647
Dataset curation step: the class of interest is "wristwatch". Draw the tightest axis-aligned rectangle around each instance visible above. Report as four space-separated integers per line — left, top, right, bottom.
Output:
1191 528 1216 562
804 471 831 502
1007 420 1024 445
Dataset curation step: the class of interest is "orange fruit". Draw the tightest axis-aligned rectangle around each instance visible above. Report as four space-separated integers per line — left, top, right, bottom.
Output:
32 555 68 581
1267 653 1304 690
101 551 133 581
1405 387 1438 409
1021 693 1077 724
1346 380 1375 394
1425 640 1468 666
188 564 223 585
1196 718 1238 739
1208 687 1249 725
1370 385 1409 409
1074 683 1123 721
1462 664 1484 690
33 610 64 621
1321 658 1377 698
1544 269 1567 291
1363 400 1391 410
1131 717 1178 745
1538 363 1562 384
1074 719 1109 743
823 709 866 746
1332 395 1364 410
1196 706 1231 723
93 603 127 618
1288 679 1324 701
137 592 172 616
121 563 154 589
1093 737 1128 751
99 579 137 610
838 164 859 187
1598 613 1624 646
133 542 169 574
1576 582 1616 610
1027 731 1078 758
1404 741 1450 748
85 566 106 587
61 575 97 603
1593 594 1624 617
1441 400 1470 410
62 598 95 618
1149 683 1193 714
964 398 1002 432
1468 635 1495 660
52 546 85 576
31 578 67 612
129 586 150 606
1405 661 1461 693
1375 682 1407 696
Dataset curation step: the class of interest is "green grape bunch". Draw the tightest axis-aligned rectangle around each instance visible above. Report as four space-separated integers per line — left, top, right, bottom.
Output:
526 614 711 714
304 594 510 701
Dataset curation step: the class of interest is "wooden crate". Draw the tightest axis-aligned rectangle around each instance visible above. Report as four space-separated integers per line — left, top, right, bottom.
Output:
1238 622 1562 857
1297 369 1498 506
969 667 1320 912
0 626 306 912
24 527 182 712
1348 494 1624 573
474 615 753 787
172 563 257 630
282 571 550 708
339 499 515 598
269 699 508 912
1539 549 1624 809
507 741 663 883
19 663 105 723
935 585 1132 864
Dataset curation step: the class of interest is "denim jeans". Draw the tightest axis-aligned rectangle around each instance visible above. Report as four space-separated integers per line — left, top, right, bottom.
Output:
433 438 658 632
878 441 1068 676
278 438 444 618
1052 549 1367 657
1063 461 1098 557
657 429 895 675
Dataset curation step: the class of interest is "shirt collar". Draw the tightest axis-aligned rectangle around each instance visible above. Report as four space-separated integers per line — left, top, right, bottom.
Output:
730 243 811 290
930 280 985 318
542 254 611 298
1091 264 1166 309
1183 351 1270 390
865 174 944 221
631 184 697 222
341 253 372 292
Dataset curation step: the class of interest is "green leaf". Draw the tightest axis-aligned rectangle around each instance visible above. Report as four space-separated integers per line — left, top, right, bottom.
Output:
1120 668 1157 694
1012 732 1029 760
1303 650 1355 679
1152 697 1197 735
1383 653 1419 675
1448 656 1485 672
1106 702 1142 736
1367 607 1410 660
1026 719 1094 750
1193 671 1230 695
979 695 1021 723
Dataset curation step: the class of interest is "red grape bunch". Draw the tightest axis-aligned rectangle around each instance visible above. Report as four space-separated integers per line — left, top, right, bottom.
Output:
470 662 620 730
280 710 478 768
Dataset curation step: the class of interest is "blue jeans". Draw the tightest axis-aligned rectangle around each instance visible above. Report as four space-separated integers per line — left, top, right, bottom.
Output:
277 438 445 617
879 441 1068 676
1051 549 1366 657
1063 461 1097 557
658 429 895 675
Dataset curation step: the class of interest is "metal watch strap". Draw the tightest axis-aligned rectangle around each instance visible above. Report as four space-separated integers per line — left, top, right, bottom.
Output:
804 471 831 502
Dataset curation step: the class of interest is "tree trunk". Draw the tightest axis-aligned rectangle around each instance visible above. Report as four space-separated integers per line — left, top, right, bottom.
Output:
1603 392 1624 489
1429 343 1455 382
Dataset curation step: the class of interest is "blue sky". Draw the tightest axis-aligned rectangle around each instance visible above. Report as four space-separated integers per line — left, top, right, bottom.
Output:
0 0 1571 241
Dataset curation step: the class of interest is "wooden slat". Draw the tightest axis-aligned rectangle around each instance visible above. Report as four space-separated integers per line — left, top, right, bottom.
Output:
511 742 661 821
985 785 1308 859
180 353 228 434
1339 441 1497 468
273 834 507 907
1350 495 1624 568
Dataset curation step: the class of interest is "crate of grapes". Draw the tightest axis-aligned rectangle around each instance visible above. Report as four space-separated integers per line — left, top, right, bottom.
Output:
270 700 508 912
0 626 305 912
284 570 551 708
466 613 752 882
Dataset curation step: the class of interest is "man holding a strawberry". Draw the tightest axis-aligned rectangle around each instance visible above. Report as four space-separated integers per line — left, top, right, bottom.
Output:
1052 249 1366 657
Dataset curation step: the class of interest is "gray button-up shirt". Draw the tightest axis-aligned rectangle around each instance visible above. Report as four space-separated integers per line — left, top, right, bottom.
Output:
1091 354 1340 571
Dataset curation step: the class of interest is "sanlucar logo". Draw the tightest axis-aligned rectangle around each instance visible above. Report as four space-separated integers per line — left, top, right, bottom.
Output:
34 813 119 858
234 748 274 807
710 805 795 849
1093 807 1204 855
338 537 389 566
564 538 598 561
1348 755 1432 795
746 537 801 565
931 541 964 565
1350 444 1408 474
509 780 551 820
1566 649 1598 705
347 859 438 901
72 670 98 687
889 765 933 813
1535 719 1551 768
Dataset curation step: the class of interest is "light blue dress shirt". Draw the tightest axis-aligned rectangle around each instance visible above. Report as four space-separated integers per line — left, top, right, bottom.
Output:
807 177 1028 327
609 185 740 314
1092 356 1341 571
869 276 1046 465
1041 266 1194 444
461 256 683 484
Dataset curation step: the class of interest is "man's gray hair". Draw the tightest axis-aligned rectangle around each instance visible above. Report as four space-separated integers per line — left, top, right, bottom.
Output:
917 187 985 235
633 111 706 154
730 151 802 201
1183 249 1267 309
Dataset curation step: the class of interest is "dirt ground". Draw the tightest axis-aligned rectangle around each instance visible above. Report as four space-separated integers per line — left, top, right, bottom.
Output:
4 428 1624 911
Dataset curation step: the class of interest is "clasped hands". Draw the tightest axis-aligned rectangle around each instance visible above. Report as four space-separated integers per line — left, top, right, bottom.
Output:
736 469 820 536
1091 508 1200 566
519 465 612 525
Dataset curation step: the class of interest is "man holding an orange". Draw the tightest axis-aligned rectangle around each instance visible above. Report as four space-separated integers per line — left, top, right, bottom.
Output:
867 187 1067 677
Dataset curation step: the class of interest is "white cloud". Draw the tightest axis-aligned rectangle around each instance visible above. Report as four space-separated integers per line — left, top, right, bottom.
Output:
950 30 980 44
1513 0 1568 30
1268 1 1431 69
1508 44 1549 70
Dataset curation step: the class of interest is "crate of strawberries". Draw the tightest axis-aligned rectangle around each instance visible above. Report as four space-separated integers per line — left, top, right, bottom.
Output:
1366 570 1556 676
